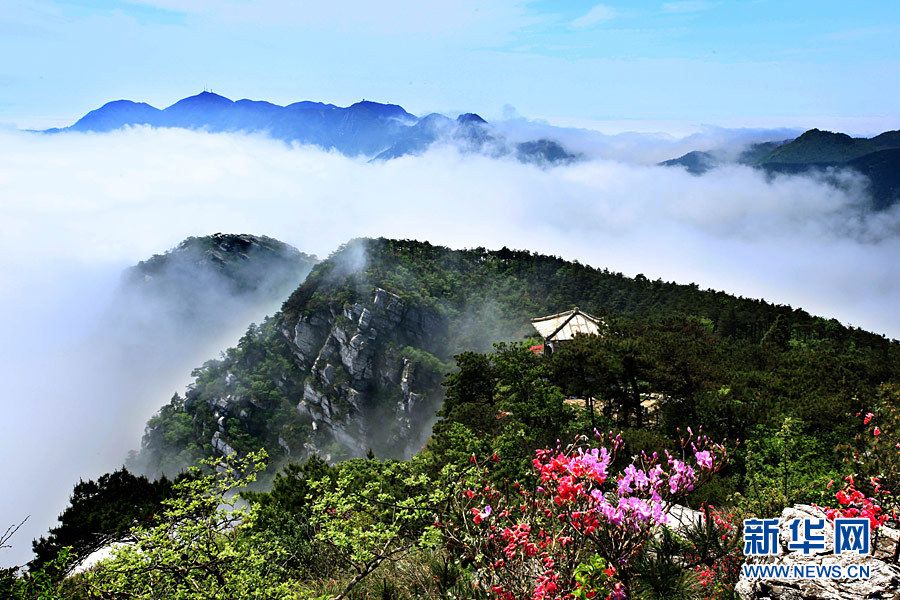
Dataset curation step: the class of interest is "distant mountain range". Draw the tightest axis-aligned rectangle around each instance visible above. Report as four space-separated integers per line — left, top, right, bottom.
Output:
46 91 580 166
661 129 900 210
46 93 897 207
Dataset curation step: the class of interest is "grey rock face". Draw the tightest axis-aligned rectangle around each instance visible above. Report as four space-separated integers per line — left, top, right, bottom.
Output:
736 505 900 599
204 285 448 461
290 314 331 366
666 504 705 534
211 431 236 457
286 287 447 458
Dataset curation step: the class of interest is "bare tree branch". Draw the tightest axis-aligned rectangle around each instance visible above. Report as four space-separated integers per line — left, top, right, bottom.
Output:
0 516 29 550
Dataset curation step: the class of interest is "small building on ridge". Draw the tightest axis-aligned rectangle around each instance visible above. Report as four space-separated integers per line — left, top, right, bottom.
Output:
530 307 602 355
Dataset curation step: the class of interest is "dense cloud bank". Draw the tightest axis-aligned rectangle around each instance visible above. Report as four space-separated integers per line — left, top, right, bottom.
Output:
0 126 897 566
491 117 802 164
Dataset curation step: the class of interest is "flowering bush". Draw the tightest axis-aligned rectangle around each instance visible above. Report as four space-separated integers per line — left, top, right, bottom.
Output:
442 430 726 598
819 385 900 560
684 505 743 600
831 386 899 521
842 386 899 518
821 476 889 529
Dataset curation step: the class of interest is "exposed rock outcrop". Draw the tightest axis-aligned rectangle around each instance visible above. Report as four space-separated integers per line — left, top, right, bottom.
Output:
666 504 705 533
211 431 236 457
286 287 447 459
158 279 449 471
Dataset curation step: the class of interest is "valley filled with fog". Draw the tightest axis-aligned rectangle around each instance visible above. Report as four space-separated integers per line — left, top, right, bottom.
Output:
1 123 898 566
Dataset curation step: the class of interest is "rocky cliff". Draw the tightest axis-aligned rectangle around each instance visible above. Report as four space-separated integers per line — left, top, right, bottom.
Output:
286 285 448 459
135 237 900 478
135 256 455 476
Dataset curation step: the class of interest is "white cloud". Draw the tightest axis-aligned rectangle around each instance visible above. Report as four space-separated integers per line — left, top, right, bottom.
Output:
126 0 537 39
570 3 616 29
0 127 897 567
662 1 715 14
491 117 802 164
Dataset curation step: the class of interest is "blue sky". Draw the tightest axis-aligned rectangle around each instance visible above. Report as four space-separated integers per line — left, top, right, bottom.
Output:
1 0 898 133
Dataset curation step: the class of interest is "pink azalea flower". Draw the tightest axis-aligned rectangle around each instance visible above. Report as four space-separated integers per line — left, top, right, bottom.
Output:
694 450 713 470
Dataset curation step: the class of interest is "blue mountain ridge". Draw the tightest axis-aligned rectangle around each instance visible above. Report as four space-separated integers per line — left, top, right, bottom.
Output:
48 91 580 165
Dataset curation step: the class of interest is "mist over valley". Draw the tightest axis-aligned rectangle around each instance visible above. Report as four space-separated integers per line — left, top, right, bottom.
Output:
2 69 899 600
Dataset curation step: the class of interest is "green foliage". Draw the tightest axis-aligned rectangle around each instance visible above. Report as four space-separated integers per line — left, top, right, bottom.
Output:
633 529 695 600
834 384 900 525
283 238 900 357
80 450 298 599
551 327 649 429
439 351 497 436
136 393 206 476
760 128 900 164
421 421 487 475
431 335 893 520
15 318 900 599
136 317 312 477
679 505 744 600
740 417 839 516
244 456 335 577
572 555 614 600
68 236 898 599
3 548 74 600
243 451 479 599
761 314 791 351
30 468 172 573
400 346 451 380
307 456 453 599
301 549 477 600
138 237 899 481
434 342 577 481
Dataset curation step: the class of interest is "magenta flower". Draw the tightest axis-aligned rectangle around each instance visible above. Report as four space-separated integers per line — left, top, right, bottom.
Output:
694 450 713 469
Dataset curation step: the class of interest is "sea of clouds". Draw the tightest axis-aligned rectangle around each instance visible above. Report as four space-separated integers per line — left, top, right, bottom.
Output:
0 125 897 567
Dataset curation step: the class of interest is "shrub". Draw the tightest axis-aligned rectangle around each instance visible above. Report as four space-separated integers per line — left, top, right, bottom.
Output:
442 430 725 598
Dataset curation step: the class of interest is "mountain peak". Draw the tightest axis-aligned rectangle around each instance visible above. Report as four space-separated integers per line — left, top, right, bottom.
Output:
347 100 414 120
871 130 900 144
99 99 156 110
165 91 234 111
287 100 337 110
794 128 854 144
129 233 316 298
457 112 487 125
51 93 579 166
70 99 161 132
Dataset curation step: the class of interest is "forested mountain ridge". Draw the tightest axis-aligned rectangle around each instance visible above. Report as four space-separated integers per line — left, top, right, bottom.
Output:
762 128 900 164
661 128 900 209
134 237 900 478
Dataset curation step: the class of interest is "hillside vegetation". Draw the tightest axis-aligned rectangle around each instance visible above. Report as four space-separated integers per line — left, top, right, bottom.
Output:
661 128 900 209
132 238 897 473
761 129 900 165
6 237 899 599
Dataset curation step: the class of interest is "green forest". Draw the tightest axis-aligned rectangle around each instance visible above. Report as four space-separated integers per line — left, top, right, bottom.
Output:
4 238 899 599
